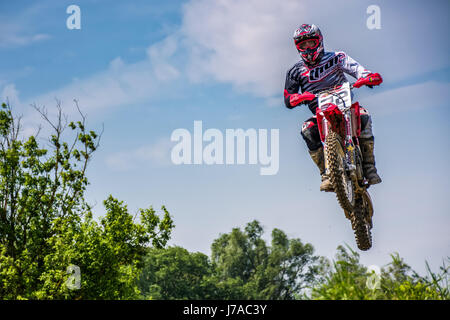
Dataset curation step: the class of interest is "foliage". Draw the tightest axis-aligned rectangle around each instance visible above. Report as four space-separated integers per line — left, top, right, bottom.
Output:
137 222 449 301
379 253 449 300
138 246 217 299
310 244 449 300
0 102 174 299
138 220 325 300
210 220 325 299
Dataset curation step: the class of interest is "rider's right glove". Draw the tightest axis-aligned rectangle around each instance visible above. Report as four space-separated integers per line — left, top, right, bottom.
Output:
289 91 315 107
353 72 383 88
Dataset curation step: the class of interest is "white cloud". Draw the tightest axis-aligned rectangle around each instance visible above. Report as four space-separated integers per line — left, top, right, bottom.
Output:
358 81 450 116
146 36 180 81
29 61 149 112
0 1 52 48
26 37 180 116
106 138 174 171
181 0 304 97
0 24 51 48
1 83 52 139
109 57 125 70
180 0 450 100
1 83 21 107
6 0 449 120
1 32 182 141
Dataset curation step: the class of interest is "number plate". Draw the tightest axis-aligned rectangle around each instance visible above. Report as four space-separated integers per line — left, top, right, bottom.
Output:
318 82 352 110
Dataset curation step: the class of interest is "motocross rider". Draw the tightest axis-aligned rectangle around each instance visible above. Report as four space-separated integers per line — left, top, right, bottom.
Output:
284 24 382 192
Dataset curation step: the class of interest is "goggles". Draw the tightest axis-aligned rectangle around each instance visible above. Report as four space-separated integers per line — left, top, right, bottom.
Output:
295 38 319 52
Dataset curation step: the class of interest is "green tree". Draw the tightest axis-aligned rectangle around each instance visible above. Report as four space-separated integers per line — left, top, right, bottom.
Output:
379 254 449 300
137 221 324 300
137 221 448 301
210 220 324 299
310 245 449 300
138 246 218 299
0 102 174 299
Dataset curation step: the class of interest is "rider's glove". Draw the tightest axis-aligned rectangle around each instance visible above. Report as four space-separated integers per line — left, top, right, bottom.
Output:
289 91 315 107
353 72 383 88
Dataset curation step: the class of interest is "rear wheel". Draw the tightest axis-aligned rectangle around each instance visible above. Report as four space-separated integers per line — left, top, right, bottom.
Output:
351 193 373 251
325 131 354 212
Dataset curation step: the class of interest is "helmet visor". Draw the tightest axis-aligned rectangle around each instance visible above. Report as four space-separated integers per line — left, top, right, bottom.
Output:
295 38 319 52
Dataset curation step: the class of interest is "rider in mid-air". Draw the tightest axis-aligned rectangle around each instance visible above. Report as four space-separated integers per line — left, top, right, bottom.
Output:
284 24 383 192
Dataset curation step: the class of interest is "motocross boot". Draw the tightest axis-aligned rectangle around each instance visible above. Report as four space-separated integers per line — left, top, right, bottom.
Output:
309 148 333 192
359 137 382 185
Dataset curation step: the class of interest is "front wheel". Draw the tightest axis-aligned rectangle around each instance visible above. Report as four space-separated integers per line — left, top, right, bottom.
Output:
325 131 354 212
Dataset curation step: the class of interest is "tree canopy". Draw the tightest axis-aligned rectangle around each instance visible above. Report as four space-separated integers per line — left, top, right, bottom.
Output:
139 220 326 300
0 102 174 299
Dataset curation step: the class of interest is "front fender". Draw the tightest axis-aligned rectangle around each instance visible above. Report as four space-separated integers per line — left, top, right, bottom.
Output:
316 103 346 141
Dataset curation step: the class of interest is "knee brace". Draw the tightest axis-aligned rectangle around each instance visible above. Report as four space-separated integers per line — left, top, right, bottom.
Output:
301 118 322 151
359 107 374 139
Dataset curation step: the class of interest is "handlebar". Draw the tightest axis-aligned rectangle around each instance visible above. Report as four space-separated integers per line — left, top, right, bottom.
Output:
313 82 356 98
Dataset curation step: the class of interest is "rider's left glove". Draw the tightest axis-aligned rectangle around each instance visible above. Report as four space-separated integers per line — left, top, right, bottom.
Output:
353 73 383 88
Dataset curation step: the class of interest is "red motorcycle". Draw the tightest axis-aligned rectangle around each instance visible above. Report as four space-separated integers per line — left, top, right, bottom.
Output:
315 82 373 251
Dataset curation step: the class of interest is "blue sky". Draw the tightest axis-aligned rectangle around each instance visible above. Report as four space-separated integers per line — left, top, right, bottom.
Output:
1 0 449 276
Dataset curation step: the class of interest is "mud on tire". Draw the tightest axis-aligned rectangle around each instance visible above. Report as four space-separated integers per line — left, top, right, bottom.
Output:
351 195 373 251
325 131 354 213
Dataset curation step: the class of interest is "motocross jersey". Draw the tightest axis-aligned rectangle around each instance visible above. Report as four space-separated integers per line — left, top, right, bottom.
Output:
284 51 372 114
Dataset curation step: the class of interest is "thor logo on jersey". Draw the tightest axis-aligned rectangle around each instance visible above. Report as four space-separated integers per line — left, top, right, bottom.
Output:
305 53 345 82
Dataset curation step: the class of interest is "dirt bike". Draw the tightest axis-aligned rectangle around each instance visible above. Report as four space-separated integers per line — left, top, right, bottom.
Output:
315 82 373 251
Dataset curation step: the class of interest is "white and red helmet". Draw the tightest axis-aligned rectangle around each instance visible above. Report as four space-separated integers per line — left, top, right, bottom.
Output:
293 24 324 66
